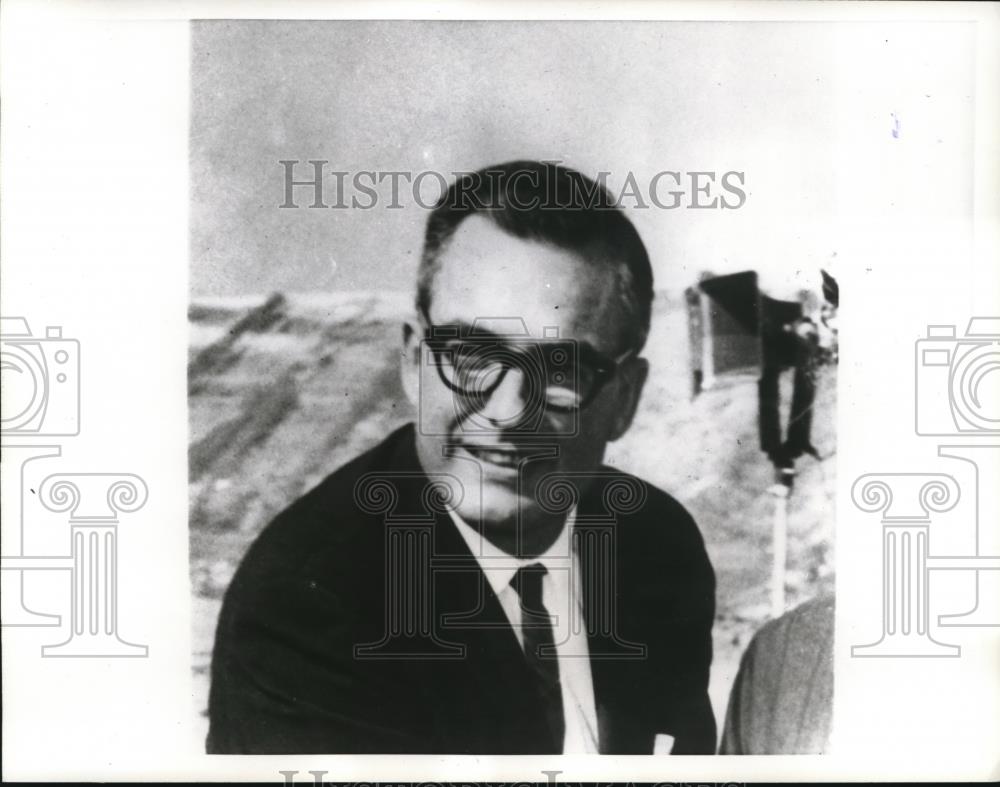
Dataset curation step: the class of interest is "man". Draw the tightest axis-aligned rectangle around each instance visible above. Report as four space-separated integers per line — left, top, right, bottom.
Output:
207 161 716 754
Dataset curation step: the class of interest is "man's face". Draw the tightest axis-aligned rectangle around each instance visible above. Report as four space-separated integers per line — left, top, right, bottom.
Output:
402 215 648 554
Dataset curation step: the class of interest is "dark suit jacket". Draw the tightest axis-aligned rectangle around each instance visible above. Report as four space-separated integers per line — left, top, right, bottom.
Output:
207 423 716 754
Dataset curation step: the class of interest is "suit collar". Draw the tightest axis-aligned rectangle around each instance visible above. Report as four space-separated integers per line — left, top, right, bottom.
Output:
445 505 576 598
387 423 647 752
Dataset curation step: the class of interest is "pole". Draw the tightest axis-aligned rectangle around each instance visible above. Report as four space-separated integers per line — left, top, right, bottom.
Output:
769 471 793 618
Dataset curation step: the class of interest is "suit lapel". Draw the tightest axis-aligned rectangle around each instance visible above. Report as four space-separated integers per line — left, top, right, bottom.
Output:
387 430 554 750
577 480 653 754
431 511 558 750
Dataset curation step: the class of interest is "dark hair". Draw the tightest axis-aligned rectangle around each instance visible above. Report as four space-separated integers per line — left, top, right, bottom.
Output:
417 160 654 351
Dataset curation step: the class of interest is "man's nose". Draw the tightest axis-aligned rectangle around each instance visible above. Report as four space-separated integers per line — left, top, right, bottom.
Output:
476 366 532 426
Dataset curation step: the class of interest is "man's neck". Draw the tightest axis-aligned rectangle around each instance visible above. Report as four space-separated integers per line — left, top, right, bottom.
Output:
477 511 568 560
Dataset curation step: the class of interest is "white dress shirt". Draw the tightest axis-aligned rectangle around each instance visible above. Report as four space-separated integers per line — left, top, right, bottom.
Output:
448 507 600 753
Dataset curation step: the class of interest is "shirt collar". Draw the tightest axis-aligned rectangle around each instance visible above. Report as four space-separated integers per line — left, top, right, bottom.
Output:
447 506 576 597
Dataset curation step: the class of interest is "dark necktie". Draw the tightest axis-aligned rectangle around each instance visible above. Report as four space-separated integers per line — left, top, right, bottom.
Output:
510 563 565 750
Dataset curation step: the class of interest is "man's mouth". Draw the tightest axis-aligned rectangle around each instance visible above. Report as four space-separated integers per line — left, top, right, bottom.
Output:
460 444 527 469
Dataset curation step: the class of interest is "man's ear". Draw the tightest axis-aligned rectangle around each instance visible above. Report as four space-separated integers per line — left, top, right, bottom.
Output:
400 317 422 409
608 356 649 441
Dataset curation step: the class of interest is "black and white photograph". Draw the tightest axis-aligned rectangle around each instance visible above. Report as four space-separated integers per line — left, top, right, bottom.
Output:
189 20 839 755
3 2 998 782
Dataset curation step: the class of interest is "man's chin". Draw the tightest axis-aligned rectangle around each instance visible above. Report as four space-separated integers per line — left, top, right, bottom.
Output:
418 440 562 535
454 484 534 529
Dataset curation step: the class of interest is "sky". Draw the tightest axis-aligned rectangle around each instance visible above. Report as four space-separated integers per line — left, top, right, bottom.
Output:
190 20 973 297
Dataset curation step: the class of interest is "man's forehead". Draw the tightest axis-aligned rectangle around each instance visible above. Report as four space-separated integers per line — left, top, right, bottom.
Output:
428 216 627 349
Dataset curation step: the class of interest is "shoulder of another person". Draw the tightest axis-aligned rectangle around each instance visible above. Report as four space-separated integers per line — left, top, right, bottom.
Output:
750 595 835 656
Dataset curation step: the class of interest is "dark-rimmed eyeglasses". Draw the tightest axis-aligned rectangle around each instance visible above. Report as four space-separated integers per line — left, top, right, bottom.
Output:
420 308 636 413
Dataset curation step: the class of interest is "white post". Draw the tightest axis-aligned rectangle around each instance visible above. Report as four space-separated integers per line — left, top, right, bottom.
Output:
769 482 790 618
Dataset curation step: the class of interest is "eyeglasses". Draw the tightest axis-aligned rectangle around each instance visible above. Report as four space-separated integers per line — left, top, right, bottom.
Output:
420 309 636 413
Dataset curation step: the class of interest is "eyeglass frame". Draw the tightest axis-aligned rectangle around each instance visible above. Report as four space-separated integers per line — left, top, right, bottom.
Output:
417 306 638 413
